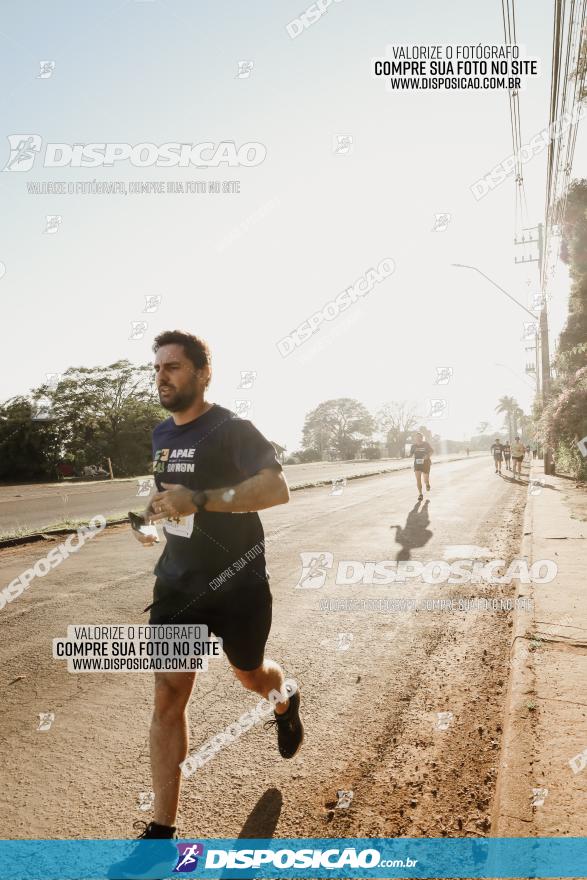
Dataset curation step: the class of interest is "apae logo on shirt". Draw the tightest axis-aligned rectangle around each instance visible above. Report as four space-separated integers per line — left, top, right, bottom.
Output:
153 448 169 473
153 447 196 473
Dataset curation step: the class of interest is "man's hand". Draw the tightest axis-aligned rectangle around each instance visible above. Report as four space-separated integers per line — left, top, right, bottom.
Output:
149 483 197 522
131 526 159 548
128 483 160 547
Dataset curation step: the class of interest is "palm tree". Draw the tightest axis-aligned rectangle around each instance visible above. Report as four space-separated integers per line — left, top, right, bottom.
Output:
495 396 519 442
517 409 531 442
513 406 524 438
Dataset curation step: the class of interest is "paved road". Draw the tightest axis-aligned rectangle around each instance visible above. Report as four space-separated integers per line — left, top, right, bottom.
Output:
0 454 482 537
0 456 529 839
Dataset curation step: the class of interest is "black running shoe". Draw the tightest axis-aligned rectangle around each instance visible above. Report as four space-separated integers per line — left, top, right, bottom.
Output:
265 689 304 759
107 821 178 879
418 493 423 500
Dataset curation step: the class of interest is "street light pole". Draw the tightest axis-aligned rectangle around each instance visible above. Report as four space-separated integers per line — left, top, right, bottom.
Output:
451 263 539 319
453 263 551 475
452 263 541 398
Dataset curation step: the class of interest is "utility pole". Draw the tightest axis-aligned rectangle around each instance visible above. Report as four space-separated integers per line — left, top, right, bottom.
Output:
514 223 555 473
514 225 542 398
537 223 551 400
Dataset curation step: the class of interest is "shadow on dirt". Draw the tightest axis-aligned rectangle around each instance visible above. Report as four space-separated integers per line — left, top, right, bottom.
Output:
237 786 282 839
390 499 433 561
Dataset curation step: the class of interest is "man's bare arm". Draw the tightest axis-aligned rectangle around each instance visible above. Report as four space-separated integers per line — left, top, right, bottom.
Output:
148 468 290 521
203 468 290 512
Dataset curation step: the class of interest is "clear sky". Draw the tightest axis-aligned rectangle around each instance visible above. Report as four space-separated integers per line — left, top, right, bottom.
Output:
1 0 584 452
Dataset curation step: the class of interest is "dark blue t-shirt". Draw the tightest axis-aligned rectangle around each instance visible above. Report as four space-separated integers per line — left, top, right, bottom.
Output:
151 404 281 591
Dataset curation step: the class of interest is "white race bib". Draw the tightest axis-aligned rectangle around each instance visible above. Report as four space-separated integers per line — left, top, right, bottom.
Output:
415 458 424 464
163 514 194 539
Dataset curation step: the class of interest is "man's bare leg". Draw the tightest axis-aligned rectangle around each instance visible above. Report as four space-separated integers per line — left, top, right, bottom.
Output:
150 671 196 827
232 659 290 713
415 470 423 497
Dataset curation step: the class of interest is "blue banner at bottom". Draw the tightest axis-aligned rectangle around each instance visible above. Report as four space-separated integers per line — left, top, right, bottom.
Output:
0 837 586 879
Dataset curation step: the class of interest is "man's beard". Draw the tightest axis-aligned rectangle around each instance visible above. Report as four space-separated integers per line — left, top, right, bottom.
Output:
159 385 198 412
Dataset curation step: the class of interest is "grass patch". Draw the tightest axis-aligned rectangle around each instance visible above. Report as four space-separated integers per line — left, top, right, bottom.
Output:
0 513 133 542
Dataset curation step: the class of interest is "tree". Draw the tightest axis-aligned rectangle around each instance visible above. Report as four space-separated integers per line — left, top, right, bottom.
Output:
538 365 587 479
517 409 532 441
363 444 382 460
45 361 165 476
476 421 489 434
572 42 587 102
415 424 433 443
495 396 519 442
376 401 418 457
0 396 64 481
557 181 587 374
470 432 495 451
292 448 321 464
0 361 166 482
535 179 587 476
301 398 375 460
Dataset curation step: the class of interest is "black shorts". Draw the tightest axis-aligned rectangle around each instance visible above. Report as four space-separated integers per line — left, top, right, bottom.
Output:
414 458 431 474
145 577 272 671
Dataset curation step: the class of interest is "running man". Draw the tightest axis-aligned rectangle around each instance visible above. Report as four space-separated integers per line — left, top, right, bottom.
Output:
503 441 511 471
490 438 504 474
511 435 525 479
409 432 433 500
126 331 303 842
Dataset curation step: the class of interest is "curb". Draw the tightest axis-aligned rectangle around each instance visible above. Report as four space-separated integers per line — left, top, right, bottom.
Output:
0 453 475 551
280 452 482 490
491 463 537 835
0 521 130 550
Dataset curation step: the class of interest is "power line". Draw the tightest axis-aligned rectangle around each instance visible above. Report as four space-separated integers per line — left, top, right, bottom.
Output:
542 0 587 291
502 0 528 231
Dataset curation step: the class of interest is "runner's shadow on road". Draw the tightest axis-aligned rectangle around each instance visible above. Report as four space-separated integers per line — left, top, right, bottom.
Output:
237 786 282 839
216 789 283 880
390 500 433 561
501 473 559 491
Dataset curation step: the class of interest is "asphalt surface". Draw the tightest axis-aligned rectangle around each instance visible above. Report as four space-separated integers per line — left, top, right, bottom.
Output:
0 455 480 537
0 456 529 839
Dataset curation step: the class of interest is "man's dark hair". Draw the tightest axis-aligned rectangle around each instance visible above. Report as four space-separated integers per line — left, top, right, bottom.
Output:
153 330 211 375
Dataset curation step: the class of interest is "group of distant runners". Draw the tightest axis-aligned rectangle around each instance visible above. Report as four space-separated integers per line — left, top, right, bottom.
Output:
490 437 534 479
406 434 537 498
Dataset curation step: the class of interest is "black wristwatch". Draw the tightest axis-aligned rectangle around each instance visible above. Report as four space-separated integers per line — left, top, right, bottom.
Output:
191 490 208 514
